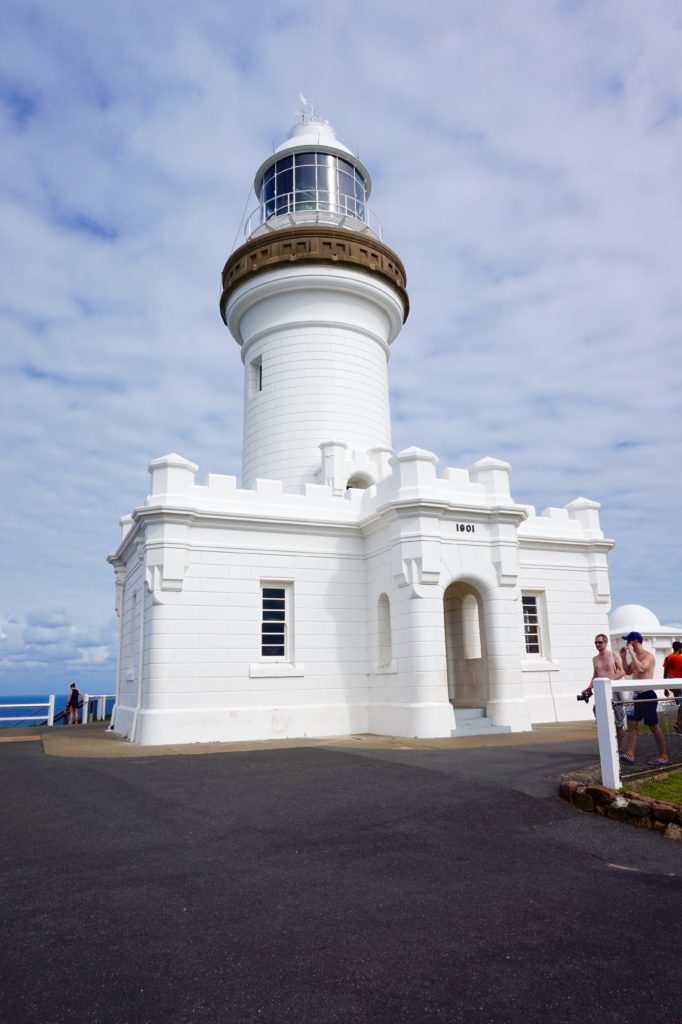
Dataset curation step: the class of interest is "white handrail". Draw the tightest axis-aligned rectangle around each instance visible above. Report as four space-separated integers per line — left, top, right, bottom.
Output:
594 678 678 789
82 693 115 725
0 693 113 727
244 191 383 240
0 695 55 726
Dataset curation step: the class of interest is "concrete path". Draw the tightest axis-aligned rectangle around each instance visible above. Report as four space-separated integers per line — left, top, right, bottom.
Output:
5 718 599 757
1 724 678 1023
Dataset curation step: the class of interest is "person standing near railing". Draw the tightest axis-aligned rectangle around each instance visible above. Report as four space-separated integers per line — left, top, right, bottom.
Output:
581 634 626 753
619 631 669 766
663 640 682 735
66 683 80 726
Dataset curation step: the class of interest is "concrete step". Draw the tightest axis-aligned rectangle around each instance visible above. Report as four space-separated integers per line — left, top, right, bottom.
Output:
452 707 512 736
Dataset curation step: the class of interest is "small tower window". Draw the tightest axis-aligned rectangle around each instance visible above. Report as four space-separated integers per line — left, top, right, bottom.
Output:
249 356 263 397
378 593 392 667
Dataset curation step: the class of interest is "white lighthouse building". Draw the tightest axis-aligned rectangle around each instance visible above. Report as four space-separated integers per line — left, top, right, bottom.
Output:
108 110 614 745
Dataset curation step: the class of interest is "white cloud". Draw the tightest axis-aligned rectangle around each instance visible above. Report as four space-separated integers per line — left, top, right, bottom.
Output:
0 0 681 693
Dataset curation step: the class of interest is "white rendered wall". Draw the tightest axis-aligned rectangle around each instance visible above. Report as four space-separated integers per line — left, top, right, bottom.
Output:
225 267 404 490
117 525 371 746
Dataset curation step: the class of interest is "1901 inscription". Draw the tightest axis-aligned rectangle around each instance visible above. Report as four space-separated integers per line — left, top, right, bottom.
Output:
455 523 476 533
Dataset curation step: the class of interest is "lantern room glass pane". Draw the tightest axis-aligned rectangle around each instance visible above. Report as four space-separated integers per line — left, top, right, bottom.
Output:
263 174 275 204
295 164 316 190
275 168 293 197
316 161 335 195
338 168 355 197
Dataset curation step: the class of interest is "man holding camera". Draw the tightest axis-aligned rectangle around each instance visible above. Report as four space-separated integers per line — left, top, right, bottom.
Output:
620 631 669 766
580 634 626 752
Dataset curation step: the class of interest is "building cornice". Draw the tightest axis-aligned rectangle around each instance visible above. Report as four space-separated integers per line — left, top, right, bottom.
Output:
106 519 143 568
519 535 614 553
107 497 611 564
220 225 409 323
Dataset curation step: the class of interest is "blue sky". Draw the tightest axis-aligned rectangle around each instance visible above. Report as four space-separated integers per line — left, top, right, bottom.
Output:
1 0 680 695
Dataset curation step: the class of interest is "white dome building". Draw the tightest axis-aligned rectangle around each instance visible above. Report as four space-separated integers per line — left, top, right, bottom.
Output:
609 604 681 675
107 111 618 745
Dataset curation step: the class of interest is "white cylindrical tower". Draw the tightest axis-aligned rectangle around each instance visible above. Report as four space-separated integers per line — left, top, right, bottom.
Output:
220 113 409 491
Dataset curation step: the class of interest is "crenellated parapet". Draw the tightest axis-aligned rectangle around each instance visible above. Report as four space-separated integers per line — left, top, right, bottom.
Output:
107 450 612 606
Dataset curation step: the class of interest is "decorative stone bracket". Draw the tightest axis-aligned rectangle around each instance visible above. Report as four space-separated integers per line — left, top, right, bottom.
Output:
393 536 441 598
114 566 127 618
489 524 520 588
145 548 190 597
144 520 192 599
586 555 611 605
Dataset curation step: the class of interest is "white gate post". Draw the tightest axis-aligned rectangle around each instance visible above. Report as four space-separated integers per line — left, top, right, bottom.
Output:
47 694 55 727
82 694 89 725
593 677 620 790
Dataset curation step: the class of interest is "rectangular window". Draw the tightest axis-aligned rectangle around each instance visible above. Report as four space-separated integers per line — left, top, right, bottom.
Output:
522 594 541 655
126 590 137 681
249 356 262 397
261 586 287 658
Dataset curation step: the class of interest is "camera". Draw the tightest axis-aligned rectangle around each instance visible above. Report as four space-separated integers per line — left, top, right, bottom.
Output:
576 690 591 703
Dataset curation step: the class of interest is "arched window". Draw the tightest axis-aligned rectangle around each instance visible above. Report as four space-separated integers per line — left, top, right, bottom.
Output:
378 594 392 667
461 593 482 660
346 473 373 490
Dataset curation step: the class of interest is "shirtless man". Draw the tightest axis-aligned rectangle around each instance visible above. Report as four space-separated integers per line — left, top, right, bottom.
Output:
619 631 668 766
581 634 626 752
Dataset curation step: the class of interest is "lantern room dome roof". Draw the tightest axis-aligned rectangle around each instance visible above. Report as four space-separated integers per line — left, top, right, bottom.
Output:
253 118 371 198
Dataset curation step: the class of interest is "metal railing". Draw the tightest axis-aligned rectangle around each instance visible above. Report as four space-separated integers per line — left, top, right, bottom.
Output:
0 693 115 728
593 678 682 788
81 694 115 725
244 191 383 239
0 697 56 727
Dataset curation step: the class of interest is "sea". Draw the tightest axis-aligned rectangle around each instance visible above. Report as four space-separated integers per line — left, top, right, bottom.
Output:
0 693 115 728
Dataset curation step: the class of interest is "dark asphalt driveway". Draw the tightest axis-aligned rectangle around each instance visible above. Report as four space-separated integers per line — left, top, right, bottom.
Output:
0 736 679 1023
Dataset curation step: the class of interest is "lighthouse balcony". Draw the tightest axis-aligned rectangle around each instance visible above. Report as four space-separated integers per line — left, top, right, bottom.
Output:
245 192 383 241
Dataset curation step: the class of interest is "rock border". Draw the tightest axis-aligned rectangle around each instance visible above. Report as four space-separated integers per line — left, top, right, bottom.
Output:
559 780 682 841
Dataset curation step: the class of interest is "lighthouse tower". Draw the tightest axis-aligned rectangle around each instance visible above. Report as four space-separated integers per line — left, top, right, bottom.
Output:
220 109 409 492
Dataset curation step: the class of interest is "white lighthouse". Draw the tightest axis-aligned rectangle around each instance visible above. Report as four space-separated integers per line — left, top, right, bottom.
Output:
108 109 615 746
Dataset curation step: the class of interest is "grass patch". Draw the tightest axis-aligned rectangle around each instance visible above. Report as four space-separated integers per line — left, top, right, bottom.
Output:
630 770 682 804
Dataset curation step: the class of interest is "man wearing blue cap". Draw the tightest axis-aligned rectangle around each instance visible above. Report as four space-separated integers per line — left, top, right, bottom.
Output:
619 632 669 765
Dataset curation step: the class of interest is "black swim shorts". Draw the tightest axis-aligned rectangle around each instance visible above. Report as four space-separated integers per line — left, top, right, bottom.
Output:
627 690 658 727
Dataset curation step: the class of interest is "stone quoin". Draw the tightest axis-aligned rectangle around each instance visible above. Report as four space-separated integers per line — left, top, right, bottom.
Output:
108 109 614 745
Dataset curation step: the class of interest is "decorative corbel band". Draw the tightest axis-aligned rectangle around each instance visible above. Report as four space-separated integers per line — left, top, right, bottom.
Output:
221 225 409 323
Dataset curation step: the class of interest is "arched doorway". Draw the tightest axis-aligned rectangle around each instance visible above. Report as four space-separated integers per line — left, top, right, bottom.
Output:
443 581 490 707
